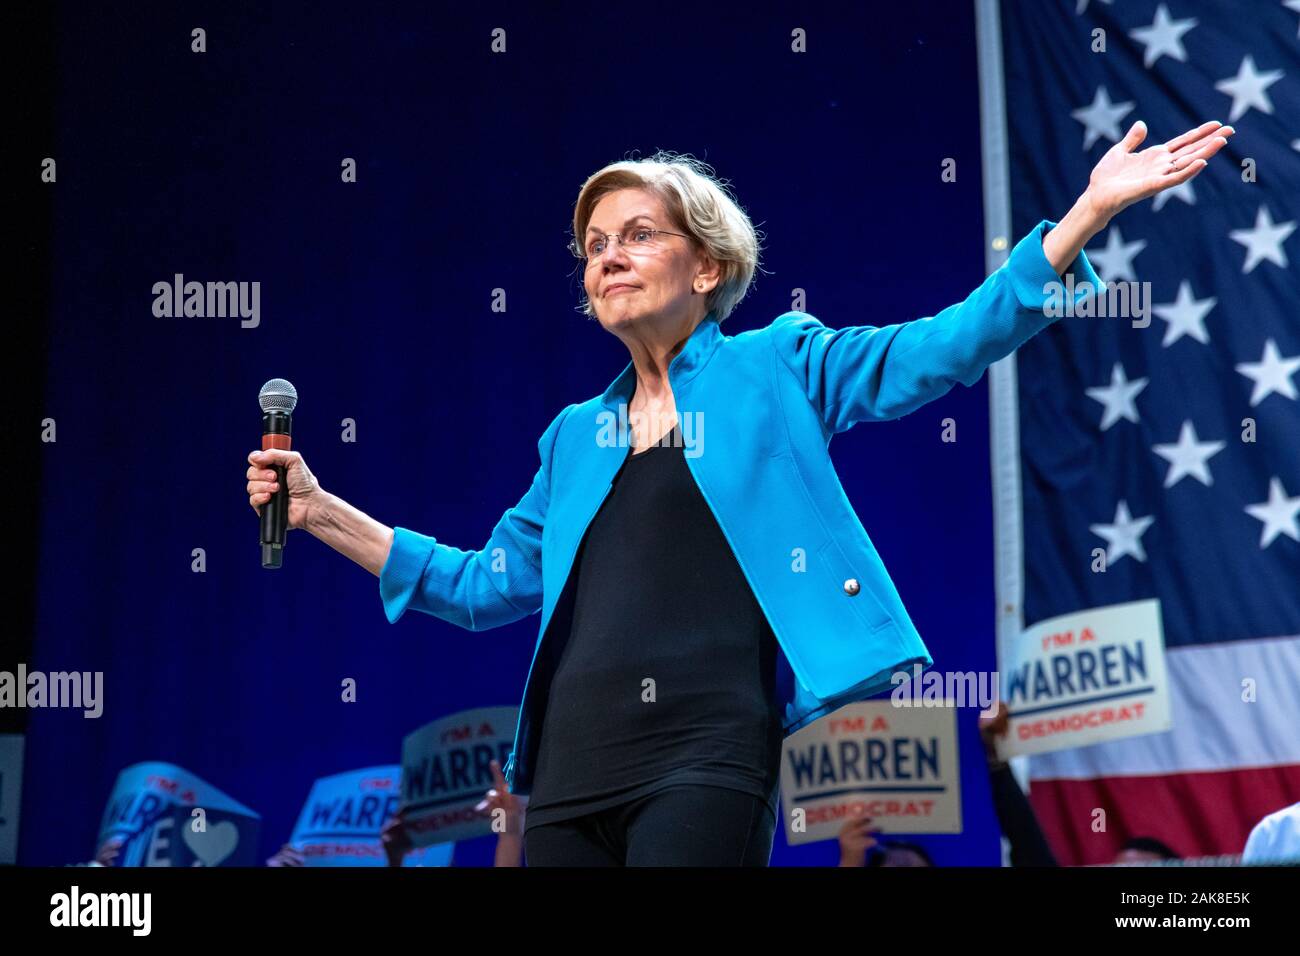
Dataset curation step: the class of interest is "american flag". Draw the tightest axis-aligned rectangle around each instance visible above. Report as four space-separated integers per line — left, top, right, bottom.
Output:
996 0 1300 863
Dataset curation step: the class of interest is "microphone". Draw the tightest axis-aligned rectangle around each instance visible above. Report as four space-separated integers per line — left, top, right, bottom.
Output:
258 378 298 569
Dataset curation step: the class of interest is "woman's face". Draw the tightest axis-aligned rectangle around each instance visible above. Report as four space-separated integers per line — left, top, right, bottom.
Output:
582 187 715 334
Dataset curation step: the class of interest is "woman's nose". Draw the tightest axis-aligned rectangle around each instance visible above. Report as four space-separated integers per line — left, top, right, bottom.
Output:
596 238 631 267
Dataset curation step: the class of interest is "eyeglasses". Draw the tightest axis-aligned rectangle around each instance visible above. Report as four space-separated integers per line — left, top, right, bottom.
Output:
569 225 690 266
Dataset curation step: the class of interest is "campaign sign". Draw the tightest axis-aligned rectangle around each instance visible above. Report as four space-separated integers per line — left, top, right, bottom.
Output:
289 765 453 867
96 761 260 866
1000 599 1171 758
400 706 517 847
780 701 961 846
162 805 262 867
405 841 456 866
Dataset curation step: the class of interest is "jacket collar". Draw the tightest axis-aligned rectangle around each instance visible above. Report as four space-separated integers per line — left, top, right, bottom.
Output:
599 310 723 410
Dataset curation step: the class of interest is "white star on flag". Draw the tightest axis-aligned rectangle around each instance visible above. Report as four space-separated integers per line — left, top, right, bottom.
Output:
1152 281 1216 347
1229 205 1296 273
1245 478 1300 548
1235 339 1300 406
1214 55 1284 122
1287 0 1300 38
1090 500 1156 564
1129 4 1197 68
1152 420 1226 488
1086 226 1147 281
1071 86 1135 150
1086 362 1148 429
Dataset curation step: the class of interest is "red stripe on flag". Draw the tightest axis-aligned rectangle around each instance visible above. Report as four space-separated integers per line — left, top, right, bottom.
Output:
1028 764 1300 865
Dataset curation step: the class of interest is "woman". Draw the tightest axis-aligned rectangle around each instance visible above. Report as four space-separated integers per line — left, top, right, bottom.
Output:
245 122 1233 866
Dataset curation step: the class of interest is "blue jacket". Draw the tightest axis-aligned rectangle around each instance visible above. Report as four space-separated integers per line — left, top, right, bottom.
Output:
378 219 1100 795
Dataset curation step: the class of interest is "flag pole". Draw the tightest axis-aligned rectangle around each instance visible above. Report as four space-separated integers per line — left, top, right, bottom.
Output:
975 0 1032 807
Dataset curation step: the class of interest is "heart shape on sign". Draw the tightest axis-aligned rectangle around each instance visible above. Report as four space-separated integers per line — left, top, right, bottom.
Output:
182 820 240 866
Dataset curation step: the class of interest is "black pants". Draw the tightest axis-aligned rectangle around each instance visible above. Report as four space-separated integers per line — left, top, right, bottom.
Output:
523 784 777 866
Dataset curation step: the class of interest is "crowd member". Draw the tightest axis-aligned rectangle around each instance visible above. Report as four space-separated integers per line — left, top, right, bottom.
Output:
980 702 1059 866
1112 836 1179 864
381 760 524 866
837 816 934 867
980 702 1182 866
1242 800 1300 864
266 843 306 867
474 759 526 867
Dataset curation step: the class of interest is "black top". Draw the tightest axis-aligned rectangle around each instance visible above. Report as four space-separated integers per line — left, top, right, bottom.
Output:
523 424 785 829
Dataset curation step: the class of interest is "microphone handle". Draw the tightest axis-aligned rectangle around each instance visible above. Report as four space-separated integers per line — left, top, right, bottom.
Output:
261 410 293 569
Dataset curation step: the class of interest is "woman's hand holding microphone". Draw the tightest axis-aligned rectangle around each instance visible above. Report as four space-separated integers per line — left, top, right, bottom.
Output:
246 448 322 530
244 448 394 576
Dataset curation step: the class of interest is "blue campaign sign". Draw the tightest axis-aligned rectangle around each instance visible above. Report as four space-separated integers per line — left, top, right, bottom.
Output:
96 761 260 867
405 842 455 867
290 765 453 867
162 805 261 867
400 706 517 847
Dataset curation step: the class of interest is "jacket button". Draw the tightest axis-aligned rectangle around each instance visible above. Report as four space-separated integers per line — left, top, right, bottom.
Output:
843 578 860 596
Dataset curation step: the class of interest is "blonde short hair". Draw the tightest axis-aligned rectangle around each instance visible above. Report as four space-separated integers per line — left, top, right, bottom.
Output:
571 151 762 323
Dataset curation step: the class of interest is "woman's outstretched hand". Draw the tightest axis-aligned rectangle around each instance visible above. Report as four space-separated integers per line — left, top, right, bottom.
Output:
1084 119 1235 226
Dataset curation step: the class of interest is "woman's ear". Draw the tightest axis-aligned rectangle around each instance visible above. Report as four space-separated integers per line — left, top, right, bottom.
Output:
694 256 722 294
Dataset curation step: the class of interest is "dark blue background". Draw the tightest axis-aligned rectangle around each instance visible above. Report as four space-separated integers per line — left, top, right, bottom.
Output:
23 0 1026 866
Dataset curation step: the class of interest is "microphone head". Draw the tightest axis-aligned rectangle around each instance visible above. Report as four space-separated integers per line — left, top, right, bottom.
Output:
259 378 298 414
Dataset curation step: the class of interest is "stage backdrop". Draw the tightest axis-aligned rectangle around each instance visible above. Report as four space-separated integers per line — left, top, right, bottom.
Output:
24 1 1005 866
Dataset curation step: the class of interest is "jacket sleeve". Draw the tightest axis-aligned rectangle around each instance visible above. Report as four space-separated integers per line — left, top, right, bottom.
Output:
377 404 573 630
769 219 1102 432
